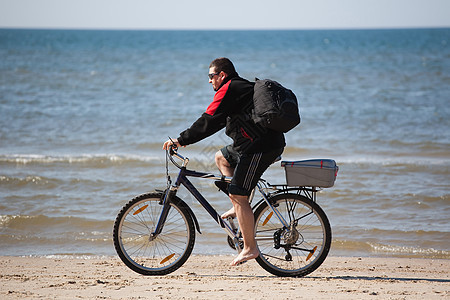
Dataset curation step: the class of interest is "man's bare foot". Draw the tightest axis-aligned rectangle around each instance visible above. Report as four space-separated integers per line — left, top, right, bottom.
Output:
230 249 259 266
221 207 236 219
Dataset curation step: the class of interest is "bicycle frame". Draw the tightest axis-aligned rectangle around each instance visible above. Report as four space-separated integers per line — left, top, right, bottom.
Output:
152 150 292 248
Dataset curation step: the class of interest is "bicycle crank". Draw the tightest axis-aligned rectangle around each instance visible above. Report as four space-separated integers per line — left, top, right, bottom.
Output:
226 216 243 251
227 235 244 251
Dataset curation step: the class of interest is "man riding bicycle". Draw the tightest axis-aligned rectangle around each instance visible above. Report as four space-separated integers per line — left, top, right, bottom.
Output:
163 57 285 266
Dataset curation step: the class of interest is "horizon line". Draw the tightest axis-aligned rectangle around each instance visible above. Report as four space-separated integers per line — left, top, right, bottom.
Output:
1 25 449 31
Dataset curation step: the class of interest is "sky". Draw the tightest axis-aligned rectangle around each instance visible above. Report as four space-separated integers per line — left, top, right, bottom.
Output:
0 0 449 30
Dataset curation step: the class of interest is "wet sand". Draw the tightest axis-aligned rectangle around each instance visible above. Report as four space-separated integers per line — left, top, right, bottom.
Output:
1 255 449 299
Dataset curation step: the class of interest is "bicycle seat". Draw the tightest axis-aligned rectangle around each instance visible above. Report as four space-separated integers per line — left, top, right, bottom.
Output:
215 180 229 195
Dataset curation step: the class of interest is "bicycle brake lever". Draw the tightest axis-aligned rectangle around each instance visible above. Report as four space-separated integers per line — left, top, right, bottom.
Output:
169 145 178 156
168 136 178 155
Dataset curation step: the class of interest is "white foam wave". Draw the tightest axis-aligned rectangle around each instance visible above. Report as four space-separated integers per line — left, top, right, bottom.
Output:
369 243 450 258
0 153 161 164
331 155 450 166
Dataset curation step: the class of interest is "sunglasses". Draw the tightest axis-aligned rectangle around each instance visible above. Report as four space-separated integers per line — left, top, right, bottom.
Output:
208 72 220 80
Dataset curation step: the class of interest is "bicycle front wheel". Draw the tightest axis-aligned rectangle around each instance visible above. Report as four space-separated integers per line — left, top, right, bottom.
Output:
113 192 195 275
254 193 331 277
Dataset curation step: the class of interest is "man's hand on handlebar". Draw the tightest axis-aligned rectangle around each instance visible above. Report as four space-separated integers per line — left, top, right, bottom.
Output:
162 138 181 151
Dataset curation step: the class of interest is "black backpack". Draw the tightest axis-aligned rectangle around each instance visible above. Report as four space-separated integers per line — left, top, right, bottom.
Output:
252 78 301 133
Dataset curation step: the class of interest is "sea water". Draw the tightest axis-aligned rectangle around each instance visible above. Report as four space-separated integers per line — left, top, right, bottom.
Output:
1 29 449 258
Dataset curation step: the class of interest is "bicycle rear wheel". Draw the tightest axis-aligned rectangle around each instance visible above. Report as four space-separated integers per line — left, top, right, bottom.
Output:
113 192 195 275
254 193 331 277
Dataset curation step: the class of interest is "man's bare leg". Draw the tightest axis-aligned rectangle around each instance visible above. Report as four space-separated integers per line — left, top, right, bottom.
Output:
229 193 260 266
215 150 237 219
215 150 234 176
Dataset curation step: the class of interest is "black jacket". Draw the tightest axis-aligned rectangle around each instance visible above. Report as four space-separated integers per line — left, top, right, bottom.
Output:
177 75 285 154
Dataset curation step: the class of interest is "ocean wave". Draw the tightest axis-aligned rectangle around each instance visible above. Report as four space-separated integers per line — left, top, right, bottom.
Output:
332 156 450 167
0 153 161 165
0 153 228 174
0 175 60 189
336 227 450 241
369 243 450 258
0 214 114 255
283 145 450 166
0 214 112 230
2 152 448 168
332 239 450 259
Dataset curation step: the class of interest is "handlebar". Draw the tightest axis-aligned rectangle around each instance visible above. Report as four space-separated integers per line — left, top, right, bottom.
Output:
167 145 189 168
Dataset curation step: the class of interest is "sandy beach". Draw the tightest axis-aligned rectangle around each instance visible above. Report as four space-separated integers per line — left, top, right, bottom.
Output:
0 255 448 299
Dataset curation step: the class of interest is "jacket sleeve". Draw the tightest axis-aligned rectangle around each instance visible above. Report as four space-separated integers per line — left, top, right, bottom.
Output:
177 112 226 146
177 81 232 146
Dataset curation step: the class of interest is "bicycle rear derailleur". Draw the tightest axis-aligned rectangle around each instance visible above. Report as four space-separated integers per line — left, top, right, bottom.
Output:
273 224 301 261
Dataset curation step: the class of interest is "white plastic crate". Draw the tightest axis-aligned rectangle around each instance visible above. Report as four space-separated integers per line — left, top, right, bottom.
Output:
281 159 338 188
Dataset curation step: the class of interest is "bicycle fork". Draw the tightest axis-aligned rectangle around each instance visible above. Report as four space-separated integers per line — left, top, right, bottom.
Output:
150 188 175 240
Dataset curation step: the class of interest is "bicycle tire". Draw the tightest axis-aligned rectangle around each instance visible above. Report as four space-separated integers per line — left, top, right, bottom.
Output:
254 193 331 277
113 192 195 275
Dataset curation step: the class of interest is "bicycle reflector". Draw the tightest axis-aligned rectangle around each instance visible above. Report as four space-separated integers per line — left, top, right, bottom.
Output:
133 205 148 215
262 211 273 226
160 253 175 264
306 246 317 261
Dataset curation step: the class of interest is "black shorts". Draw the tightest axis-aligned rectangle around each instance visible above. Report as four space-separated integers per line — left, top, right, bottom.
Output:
221 145 283 196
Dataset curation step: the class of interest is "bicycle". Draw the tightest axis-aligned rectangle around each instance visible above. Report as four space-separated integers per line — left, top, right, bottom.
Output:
113 145 337 277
